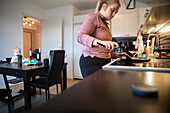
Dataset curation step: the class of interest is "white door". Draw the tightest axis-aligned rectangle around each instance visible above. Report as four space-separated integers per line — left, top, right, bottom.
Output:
73 24 83 79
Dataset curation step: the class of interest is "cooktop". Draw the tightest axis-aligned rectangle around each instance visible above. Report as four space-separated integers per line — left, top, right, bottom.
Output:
111 60 170 68
103 59 170 73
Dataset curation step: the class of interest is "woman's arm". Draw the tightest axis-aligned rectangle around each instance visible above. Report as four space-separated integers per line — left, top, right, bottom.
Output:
77 14 97 48
77 14 119 50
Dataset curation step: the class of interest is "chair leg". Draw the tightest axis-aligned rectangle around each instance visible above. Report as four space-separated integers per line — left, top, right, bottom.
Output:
48 88 50 100
45 90 48 100
60 82 63 92
8 96 11 113
39 88 41 95
56 84 58 94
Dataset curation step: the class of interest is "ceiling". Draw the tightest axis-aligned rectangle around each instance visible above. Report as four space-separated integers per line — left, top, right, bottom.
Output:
25 0 127 10
25 0 170 10
26 0 98 10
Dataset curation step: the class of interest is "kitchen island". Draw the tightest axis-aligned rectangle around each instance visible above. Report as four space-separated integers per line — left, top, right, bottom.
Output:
30 69 170 113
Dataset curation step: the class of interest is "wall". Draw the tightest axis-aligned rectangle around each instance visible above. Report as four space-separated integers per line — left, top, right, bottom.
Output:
0 0 44 88
80 9 95 15
42 6 74 78
0 0 44 60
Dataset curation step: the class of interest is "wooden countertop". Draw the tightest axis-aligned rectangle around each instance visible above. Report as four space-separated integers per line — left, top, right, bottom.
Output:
30 69 170 113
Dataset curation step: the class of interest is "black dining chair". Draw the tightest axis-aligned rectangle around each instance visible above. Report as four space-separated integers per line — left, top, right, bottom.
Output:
30 50 65 100
0 75 14 113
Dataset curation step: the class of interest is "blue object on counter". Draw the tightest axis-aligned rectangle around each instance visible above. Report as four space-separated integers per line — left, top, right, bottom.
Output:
24 60 39 64
31 60 39 64
132 83 159 96
142 54 147 58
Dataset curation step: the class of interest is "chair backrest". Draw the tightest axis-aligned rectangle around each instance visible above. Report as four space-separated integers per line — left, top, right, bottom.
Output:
47 50 65 86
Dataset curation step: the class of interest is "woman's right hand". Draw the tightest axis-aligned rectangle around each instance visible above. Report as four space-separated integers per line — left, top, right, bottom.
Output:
93 39 119 50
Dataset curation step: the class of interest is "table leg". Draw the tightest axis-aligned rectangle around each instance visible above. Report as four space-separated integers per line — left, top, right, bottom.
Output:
32 76 36 95
63 63 67 90
23 74 31 111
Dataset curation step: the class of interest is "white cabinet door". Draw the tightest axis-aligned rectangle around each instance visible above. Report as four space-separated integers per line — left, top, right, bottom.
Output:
73 24 83 79
112 14 124 36
124 13 137 36
111 13 137 37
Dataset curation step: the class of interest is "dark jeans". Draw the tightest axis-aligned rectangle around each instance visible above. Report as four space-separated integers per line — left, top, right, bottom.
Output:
79 54 111 78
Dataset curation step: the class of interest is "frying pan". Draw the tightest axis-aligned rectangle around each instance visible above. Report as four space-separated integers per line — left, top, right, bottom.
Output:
97 42 150 62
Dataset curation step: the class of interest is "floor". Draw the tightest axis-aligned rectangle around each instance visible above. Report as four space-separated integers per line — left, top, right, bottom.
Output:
0 78 82 113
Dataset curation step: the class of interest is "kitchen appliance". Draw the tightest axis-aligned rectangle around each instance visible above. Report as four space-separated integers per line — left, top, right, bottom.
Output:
119 53 150 62
103 58 170 73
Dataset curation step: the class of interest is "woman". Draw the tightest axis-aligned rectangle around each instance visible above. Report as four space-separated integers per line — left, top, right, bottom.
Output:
77 0 121 78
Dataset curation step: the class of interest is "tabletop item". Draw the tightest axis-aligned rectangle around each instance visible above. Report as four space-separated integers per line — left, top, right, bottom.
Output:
44 58 49 66
6 57 12 63
24 60 39 66
132 83 159 96
17 55 22 66
142 54 147 58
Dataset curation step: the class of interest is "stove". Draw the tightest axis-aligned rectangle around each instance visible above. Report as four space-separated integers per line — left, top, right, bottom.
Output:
103 58 170 73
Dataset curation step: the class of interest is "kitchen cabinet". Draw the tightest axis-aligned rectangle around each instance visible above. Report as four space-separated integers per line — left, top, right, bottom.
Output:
111 13 138 37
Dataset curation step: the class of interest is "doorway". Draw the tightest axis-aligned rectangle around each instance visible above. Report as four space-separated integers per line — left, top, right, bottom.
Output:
23 31 32 58
23 16 41 59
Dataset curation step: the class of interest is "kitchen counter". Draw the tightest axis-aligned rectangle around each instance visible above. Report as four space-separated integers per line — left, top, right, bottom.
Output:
30 69 170 113
103 58 170 73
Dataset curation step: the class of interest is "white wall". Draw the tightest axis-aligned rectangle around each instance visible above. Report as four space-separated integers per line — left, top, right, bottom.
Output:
0 0 44 88
43 5 74 78
80 9 95 15
0 0 44 60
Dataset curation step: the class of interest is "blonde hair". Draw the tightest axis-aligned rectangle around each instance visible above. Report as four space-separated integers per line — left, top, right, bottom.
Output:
14 47 21 53
95 0 121 12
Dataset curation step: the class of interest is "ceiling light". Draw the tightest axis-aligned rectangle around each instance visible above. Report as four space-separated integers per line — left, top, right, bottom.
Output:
25 21 28 24
23 23 25 26
29 23 31 26
32 21 34 24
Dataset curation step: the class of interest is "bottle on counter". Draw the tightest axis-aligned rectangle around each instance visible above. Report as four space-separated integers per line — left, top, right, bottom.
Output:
17 55 22 67
37 48 41 61
29 50 32 59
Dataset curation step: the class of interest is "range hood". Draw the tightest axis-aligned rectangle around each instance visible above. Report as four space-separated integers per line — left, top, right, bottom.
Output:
142 4 170 34
125 0 170 9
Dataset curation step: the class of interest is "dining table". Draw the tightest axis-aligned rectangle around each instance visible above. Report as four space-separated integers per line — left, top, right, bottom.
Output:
0 62 67 112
